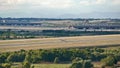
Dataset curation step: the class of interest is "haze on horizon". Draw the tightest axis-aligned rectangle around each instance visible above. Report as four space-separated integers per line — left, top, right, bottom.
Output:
0 0 120 18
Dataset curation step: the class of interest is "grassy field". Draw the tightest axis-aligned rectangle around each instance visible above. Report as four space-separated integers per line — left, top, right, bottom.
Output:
11 63 71 68
11 62 104 68
0 34 120 52
32 64 70 68
32 63 103 68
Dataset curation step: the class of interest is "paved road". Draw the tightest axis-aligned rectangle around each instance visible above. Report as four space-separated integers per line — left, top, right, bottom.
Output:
0 34 120 52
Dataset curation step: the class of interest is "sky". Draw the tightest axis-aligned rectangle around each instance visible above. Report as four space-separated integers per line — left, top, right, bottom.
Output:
0 0 120 18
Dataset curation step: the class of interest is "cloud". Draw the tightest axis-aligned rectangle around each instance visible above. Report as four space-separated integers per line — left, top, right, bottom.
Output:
29 0 74 8
0 0 119 18
79 0 106 6
78 0 120 6
0 0 120 9
0 0 74 10
112 0 120 5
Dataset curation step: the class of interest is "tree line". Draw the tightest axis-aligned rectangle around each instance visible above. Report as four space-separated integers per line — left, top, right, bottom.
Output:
1 30 120 40
0 48 120 68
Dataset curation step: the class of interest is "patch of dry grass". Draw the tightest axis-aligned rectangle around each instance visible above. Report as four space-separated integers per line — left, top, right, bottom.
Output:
0 34 120 52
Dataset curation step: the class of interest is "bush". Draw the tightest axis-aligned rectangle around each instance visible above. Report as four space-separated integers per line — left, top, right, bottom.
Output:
22 61 31 68
54 57 60 63
70 58 93 68
83 60 93 68
0 64 3 68
70 60 83 68
72 57 82 63
30 65 34 68
101 56 115 66
2 63 12 68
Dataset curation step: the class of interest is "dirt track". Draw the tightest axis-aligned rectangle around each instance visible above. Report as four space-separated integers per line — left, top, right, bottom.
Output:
0 34 120 52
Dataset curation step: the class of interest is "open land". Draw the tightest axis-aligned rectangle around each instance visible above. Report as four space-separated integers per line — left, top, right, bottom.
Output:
0 34 120 52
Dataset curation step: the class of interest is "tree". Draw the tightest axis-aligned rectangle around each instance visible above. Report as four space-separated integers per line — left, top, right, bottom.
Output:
2 63 12 68
7 54 15 62
114 55 120 64
72 57 82 63
54 57 60 63
7 53 25 62
70 58 93 68
83 60 93 68
31 65 34 68
22 61 31 68
101 56 115 66
24 53 32 63
0 55 6 63
70 60 83 68
0 64 3 68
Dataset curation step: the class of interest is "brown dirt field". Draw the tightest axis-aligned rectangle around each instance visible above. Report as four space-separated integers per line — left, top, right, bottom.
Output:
0 34 120 52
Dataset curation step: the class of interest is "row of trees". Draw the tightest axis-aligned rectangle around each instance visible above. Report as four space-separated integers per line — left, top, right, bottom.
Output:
0 30 35 40
0 48 120 68
1 30 120 40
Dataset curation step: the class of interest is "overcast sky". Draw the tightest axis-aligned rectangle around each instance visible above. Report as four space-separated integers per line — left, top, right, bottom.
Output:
0 0 120 18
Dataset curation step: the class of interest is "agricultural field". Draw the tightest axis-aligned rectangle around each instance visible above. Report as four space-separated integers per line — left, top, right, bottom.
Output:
0 34 120 52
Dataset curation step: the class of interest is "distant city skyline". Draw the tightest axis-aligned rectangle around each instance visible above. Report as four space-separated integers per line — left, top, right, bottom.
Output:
0 0 120 18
